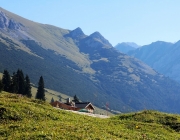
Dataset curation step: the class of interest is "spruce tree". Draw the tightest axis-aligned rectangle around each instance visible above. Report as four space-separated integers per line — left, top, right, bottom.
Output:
2 70 11 92
0 79 3 92
51 97 55 103
72 95 80 103
16 69 25 95
36 76 45 101
25 75 32 98
11 72 18 93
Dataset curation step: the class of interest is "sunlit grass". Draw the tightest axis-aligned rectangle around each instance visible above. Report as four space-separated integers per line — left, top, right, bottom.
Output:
0 92 180 139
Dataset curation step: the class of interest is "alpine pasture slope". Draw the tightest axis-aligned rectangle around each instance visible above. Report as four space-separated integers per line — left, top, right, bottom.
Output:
0 7 180 113
1 92 180 139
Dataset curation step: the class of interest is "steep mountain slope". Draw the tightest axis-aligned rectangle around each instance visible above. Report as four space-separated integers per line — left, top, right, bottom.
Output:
127 41 180 83
115 42 139 54
1 7 180 113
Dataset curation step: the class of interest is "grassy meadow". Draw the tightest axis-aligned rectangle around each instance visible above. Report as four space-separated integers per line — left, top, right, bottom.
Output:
0 92 180 139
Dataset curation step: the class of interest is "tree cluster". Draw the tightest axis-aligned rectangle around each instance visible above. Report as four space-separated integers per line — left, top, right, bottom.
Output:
1 69 32 97
0 69 46 101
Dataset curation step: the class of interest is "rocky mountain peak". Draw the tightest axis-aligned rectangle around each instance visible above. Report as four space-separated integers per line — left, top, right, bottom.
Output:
66 27 86 40
89 31 104 40
120 42 140 48
71 27 84 35
89 31 112 46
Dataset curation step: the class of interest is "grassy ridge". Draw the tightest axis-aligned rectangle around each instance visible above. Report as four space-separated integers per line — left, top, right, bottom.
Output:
0 92 180 139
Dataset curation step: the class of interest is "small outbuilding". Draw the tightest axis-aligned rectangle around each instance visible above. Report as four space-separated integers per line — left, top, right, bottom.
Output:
75 102 95 113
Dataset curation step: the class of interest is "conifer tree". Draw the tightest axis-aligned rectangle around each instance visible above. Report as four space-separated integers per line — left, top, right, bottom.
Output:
72 95 80 103
25 75 32 98
51 97 55 103
11 72 18 93
2 70 11 92
16 69 25 95
0 79 3 92
36 76 45 101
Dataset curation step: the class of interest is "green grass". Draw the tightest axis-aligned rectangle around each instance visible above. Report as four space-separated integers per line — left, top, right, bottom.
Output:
0 92 180 139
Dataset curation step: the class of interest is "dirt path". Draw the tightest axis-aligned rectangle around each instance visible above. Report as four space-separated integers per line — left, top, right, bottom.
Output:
53 107 110 118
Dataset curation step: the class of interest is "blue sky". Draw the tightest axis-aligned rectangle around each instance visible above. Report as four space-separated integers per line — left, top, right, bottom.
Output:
1 0 180 46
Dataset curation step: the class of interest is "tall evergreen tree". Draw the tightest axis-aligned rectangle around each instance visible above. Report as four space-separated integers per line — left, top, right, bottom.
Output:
2 70 11 92
0 79 3 92
36 76 45 101
50 97 55 103
24 75 32 98
16 69 25 95
11 72 18 93
72 95 80 103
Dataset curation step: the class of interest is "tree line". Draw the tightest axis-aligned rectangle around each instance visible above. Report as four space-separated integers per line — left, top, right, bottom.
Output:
0 69 46 101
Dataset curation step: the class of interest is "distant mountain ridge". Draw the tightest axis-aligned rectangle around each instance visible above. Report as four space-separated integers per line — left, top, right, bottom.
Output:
1 7 180 113
127 41 180 83
115 42 140 53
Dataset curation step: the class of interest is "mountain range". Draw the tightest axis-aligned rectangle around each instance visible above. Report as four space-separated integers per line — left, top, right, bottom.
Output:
1 7 180 113
114 42 139 54
127 41 180 83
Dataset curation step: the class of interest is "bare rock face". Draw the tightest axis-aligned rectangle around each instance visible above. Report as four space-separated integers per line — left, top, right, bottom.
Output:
0 10 31 40
8 19 21 30
0 11 9 28
0 10 21 30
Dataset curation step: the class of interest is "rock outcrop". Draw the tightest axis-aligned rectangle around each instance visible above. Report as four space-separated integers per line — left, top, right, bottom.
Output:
0 10 22 30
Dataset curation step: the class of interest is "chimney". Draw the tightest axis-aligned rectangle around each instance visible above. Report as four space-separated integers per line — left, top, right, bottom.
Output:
67 98 70 104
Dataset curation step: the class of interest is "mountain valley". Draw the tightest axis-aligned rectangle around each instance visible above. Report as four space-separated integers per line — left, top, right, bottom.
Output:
127 41 180 84
1 7 180 113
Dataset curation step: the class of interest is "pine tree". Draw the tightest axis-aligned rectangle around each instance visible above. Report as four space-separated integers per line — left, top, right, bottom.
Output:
11 72 18 93
2 70 11 92
16 69 25 95
24 75 32 98
36 76 45 101
72 95 80 103
51 97 55 103
0 79 3 92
